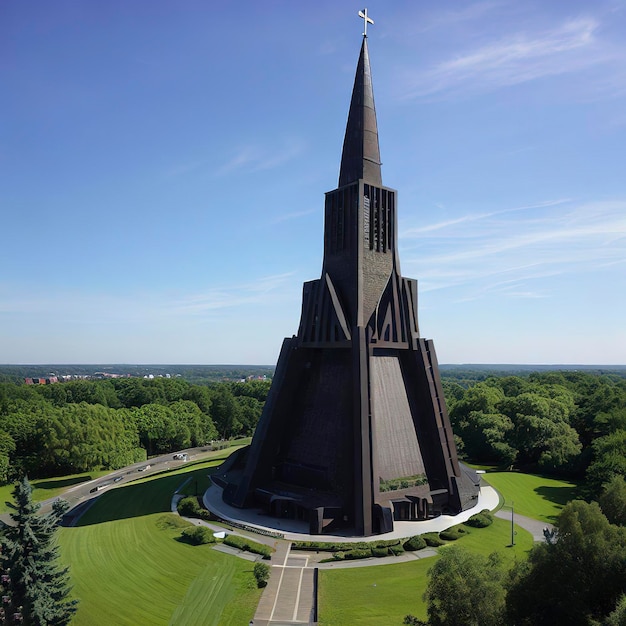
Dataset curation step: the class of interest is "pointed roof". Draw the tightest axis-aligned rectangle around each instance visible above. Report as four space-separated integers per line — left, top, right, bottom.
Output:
338 36 382 188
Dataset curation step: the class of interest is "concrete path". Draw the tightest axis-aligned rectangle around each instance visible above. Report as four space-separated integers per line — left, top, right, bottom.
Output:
204 483 501 542
253 542 316 626
494 509 554 542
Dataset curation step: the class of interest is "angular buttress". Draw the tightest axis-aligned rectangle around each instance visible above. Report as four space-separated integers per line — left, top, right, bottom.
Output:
220 35 480 536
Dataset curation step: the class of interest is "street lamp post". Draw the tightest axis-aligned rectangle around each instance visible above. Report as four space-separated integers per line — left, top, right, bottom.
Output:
501 501 516 546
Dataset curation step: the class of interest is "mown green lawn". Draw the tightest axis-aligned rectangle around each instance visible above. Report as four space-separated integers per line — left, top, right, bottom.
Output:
319 517 533 625
0 471 112 513
58 462 262 625
481 471 580 523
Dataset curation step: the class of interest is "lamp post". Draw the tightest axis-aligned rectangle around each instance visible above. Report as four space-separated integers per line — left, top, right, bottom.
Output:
501 501 516 546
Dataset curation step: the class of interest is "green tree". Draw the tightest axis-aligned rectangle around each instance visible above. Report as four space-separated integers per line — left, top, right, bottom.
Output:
131 404 177 455
506 500 626 625
599 475 626 526
210 386 242 439
234 395 264 436
38 403 143 475
501 392 581 470
0 476 78 625
587 430 626 492
0 429 16 482
423 547 505 626
605 594 626 626
454 410 517 465
182 385 213 416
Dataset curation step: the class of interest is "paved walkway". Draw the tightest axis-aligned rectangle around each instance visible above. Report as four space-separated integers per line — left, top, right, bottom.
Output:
253 542 316 626
190 482 553 624
494 509 554 542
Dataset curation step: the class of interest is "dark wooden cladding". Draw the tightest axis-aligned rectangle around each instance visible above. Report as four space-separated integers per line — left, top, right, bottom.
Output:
364 184 394 253
220 33 479 536
325 184 358 255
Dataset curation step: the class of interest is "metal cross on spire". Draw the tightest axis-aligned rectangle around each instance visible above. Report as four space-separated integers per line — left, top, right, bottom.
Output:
358 8 374 37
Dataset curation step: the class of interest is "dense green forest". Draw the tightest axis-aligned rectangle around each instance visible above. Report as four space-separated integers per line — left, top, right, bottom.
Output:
0 369 624 494
0 377 270 480
444 371 626 493
1 369 625 624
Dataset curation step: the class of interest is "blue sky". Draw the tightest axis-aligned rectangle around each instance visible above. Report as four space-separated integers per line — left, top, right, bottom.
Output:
2 1 625 365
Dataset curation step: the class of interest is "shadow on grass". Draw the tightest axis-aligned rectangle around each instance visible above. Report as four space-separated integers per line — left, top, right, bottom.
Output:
534 484 580 521
534 484 578 505
75 479 174 526
35 475 93 490
75 466 221 527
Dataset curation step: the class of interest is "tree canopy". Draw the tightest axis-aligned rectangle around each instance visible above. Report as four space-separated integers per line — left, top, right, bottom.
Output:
0 477 78 625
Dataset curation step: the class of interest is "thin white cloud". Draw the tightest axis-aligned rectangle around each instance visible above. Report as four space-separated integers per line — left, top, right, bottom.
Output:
400 17 622 100
416 1 507 33
215 139 304 176
0 273 298 322
401 199 626 297
403 199 570 236
271 208 316 224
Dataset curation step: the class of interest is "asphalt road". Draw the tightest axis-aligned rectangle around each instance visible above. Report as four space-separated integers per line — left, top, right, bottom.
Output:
26 444 235 520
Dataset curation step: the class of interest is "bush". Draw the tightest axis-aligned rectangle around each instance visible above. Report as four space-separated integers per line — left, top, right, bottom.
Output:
465 509 494 528
223 534 273 558
422 533 445 547
389 544 405 556
253 562 270 588
180 526 215 545
372 546 389 557
177 496 210 520
403 535 427 551
344 549 371 560
439 526 468 541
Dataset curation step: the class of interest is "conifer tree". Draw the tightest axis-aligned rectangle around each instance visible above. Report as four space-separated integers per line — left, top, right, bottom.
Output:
0 476 77 625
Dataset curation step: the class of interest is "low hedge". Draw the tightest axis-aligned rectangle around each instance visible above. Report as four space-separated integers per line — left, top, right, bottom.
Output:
292 538 403 552
344 549 371 560
422 532 446 547
465 509 494 528
403 535 427 551
439 526 468 541
223 534 273 558
389 544 405 556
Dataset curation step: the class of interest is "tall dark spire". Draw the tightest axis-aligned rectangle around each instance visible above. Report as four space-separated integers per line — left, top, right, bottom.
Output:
220 17 479 538
338 37 382 188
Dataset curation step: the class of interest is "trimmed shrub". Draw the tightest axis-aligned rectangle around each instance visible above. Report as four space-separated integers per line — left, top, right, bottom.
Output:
223 534 273 558
253 562 270 588
465 510 494 528
389 544 405 556
344 549 371 560
422 532 445 547
372 546 389 557
292 538 404 554
439 526 468 541
177 496 210 520
180 526 215 545
403 535 427 551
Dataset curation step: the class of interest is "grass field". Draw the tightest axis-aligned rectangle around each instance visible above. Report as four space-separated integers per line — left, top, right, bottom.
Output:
58 457 262 625
482 471 580 523
0 471 112 513
318 517 534 625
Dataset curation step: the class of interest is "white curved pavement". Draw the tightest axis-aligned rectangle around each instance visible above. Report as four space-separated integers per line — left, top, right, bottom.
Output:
203 483 501 542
